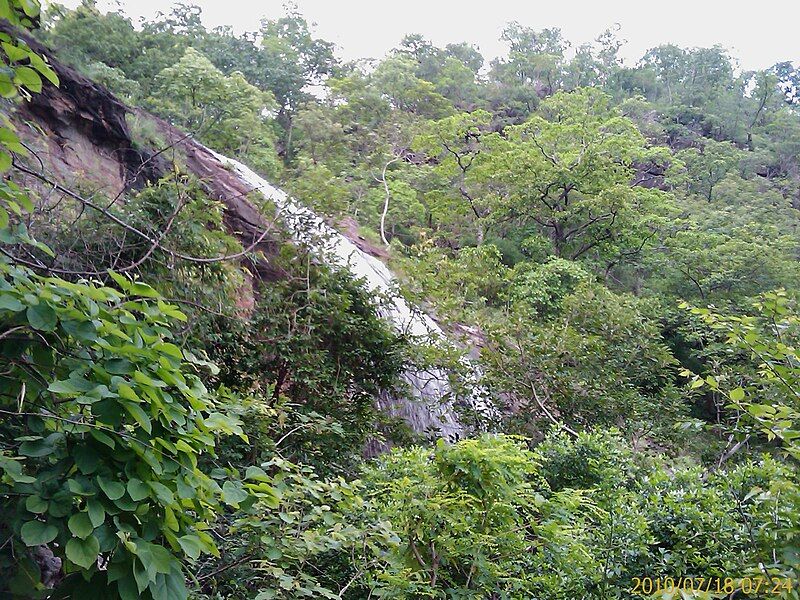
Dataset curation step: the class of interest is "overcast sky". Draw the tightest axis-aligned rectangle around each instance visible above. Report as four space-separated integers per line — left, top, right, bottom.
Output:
56 0 799 71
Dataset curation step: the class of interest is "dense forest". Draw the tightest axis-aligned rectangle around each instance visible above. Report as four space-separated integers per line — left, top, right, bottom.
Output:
0 0 799 598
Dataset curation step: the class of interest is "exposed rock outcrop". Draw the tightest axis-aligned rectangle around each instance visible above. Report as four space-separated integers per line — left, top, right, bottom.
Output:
4 25 483 442
1 22 162 193
3 22 283 281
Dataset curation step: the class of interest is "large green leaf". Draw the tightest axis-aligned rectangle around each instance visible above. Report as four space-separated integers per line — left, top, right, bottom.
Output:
123 401 152 433
127 478 150 502
48 378 94 395
26 303 57 331
0 294 24 311
151 570 188 600
86 499 105 528
73 444 101 474
97 476 126 501
147 544 176 575
24 495 48 514
19 433 60 457
222 480 248 507
176 535 202 560
68 512 94 539
20 520 57 546
65 535 100 569
14 66 41 92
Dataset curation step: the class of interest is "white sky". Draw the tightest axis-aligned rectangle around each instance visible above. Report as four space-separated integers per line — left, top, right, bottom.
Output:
55 0 799 71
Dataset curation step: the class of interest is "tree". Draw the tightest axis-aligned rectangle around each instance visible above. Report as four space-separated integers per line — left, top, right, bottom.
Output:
151 48 280 175
479 88 674 263
483 282 681 436
357 435 591 598
498 23 567 96
685 289 800 463
394 36 485 110
414 109 495 242
0 5 248 596
40 0 140 72
292 103 349 169
683 291 800 580
640 44 735 107
433 56 482 109
444 42 484 74
259 6 336 132
488 24 568 118
0 268 246 597
151 47 230 125
676 139 741 201
371 55 454 119
773 61 800 105
646 225 798 301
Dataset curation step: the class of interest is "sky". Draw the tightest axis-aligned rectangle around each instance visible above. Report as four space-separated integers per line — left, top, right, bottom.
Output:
55 0 800 71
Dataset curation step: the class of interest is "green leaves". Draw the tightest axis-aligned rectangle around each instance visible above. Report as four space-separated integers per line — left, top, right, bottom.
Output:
1 40 29 63
0 293 23 311
20 520 57 546
0 259 246 597
97 476 126 501
0 7 255 597
65 535 100 569
13 65 41 93
18 433 61 457
67 512 94 539
86 499 105 528
686 293 800 459
0 0 59 251
26 303 57 331
122 401 152 434
25 495 47 514
127 478 150 502
176 535 202 560
222 480 248 507
356 436 547 597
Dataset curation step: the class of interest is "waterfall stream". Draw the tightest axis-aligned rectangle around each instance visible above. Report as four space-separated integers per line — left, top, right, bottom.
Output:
208 150 469 441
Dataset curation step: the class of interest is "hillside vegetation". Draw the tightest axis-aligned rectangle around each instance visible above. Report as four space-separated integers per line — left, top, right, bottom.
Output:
0 1 799 598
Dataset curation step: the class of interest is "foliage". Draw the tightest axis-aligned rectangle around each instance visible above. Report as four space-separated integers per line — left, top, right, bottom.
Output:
200 253 407 469
149 48 280 177
372 55 455 120
508 257 591 319
198 452 383 600
12 2 800 597
675 139 742 201
684 290 800 462
0 7 247 598
257 6 336 117
484 283 681 436
479 88 674 263
533 429 636 492
534 431 800 597
0 263 246 598
0 0 58 237
400 242 510 320
357 435 590 598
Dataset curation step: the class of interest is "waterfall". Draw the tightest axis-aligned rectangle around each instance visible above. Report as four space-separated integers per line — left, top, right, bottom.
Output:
208 150 469 441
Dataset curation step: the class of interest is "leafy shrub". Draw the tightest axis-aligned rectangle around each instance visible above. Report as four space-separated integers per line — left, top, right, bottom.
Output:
509 257 591 319
0 265 246 598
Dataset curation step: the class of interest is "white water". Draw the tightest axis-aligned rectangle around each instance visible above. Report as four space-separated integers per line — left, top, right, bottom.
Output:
208 149 468 440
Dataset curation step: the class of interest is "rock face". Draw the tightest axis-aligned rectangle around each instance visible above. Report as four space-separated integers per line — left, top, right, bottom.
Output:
207 150 469 444
150 114 286 281
4 22 283 282
1 22 161 194
6 26 477 441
